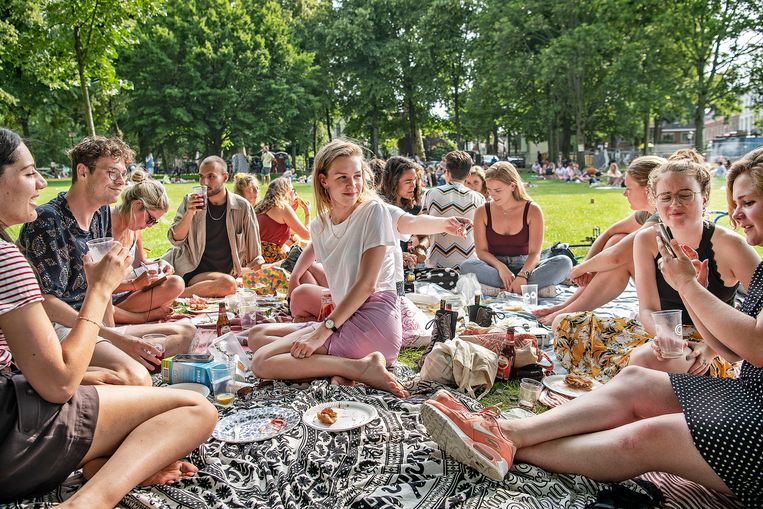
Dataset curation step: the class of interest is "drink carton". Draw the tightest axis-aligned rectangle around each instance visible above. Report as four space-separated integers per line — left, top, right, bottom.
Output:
161 356 228 390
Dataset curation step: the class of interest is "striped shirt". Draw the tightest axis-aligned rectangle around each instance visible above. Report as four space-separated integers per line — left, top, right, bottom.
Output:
422 182 485 268
0 240 43 369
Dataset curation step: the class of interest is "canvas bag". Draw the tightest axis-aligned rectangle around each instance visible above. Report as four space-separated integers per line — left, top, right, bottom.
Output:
419 338 498 399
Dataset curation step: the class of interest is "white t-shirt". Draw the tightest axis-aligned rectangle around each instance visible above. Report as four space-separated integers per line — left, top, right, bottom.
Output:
384 203 410 243
311 199 402 305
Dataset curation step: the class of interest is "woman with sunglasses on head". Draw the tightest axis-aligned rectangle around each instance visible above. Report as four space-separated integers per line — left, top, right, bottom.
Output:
420 148 763 507
0 128 217 506
554 149 759 381
110 170 186 323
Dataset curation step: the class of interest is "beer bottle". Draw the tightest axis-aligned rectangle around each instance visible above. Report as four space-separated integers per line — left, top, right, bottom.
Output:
474 294 481 306
217 302 232 336
497 327 516 379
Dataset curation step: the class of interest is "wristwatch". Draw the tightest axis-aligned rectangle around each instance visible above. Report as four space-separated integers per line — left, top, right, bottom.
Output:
517 270 532 280
323 318 338 332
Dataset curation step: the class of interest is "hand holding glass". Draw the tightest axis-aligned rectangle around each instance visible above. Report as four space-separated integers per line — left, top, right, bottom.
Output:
86 237 117 263
651 310 684 358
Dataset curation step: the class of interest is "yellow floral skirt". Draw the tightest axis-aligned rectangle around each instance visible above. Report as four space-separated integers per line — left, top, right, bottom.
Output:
261 241 288 264
554 312 737 382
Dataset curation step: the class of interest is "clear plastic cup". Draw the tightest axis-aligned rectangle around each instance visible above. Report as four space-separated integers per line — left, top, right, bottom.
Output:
86 237 117 263
518 378 543 410
239 293 257 328
521 284 538 308
211 364 235 407
191 185 208 210
651 310 684 358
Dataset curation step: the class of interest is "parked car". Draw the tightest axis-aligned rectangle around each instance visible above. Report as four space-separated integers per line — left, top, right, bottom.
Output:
506 154 526 168
482 154 500 165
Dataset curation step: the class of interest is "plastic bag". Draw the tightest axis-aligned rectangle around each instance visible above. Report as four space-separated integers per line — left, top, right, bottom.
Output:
208 332 250 379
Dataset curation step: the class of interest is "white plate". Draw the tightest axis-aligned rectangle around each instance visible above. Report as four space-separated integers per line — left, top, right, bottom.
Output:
213 407 301 443
168 383 210 397
190 312 235 325
543 374 603 398
303 401 379 432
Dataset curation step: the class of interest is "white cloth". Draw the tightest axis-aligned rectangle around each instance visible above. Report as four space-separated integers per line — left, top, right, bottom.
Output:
311 199 401 304
384 203 411 243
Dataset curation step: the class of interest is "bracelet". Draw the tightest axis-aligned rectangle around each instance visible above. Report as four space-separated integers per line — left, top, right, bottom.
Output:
515 274 528 280
77 315 102 328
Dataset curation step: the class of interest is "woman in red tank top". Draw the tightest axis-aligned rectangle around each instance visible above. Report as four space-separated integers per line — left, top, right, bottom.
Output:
460 162 572 295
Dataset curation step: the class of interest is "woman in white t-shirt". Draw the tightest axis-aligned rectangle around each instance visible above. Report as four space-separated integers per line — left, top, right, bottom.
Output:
248 140 410 396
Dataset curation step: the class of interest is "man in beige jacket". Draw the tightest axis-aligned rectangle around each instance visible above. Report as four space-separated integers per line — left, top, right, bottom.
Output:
164 156 264 297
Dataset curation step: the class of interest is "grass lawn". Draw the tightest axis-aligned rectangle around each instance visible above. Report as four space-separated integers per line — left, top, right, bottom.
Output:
7 172 736 411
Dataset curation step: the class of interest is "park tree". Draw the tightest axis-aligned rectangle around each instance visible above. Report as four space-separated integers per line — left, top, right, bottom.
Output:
664 0 763 150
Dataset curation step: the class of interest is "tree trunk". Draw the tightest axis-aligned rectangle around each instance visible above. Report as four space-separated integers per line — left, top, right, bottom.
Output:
492 125 499 154
73 27 96 137
642 114 650 155
324 107 332 140
312 119 317 156
452 66 462 150
561 115 572 162
407 93 417 157
371 125 379 156
108 96 122 138
693 97 705 151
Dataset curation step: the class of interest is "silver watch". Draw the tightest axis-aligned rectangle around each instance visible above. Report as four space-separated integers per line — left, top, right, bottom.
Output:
323 318 338 332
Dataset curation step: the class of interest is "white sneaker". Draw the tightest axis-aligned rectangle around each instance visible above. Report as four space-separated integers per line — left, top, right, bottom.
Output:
538 285 558 298
480 284 501 297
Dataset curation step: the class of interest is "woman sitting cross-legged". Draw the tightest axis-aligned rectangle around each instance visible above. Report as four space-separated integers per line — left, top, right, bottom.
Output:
110 171 186 323
460 161 573 297
534 156 665 325
0 128 217 507
554 149 759 381
420 146 763 508
247 139 409 397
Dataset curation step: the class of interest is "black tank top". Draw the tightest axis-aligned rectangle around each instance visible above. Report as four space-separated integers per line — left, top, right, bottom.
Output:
655 221 737 325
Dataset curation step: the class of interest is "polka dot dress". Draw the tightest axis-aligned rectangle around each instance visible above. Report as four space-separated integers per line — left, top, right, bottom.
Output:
670 261 763 508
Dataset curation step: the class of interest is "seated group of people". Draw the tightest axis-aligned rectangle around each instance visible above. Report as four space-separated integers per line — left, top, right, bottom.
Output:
1 126 761 509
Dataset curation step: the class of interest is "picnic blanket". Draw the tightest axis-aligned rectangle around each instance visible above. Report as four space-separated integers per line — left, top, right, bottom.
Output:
6 363 743 509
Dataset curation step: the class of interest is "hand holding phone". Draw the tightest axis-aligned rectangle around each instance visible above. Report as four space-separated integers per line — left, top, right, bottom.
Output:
655 223 677 258
173 352 213 363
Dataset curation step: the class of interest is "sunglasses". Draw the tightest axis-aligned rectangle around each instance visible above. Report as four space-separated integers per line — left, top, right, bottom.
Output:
144 206 161 227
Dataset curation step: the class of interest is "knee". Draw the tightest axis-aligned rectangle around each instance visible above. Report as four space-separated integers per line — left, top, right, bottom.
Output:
604 233 626 249
611 365 652 391
118 363 152 387
165 275 185 295
247 325 270 352
250 350 270 379
218 275 237 296
174 323 197 352
627 345 656 369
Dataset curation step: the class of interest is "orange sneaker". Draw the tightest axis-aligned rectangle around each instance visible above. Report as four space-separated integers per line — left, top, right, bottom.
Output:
421 394 516 481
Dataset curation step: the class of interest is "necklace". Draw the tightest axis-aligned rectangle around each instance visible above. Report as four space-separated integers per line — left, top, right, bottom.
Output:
328 211 352 239
207 204 226 221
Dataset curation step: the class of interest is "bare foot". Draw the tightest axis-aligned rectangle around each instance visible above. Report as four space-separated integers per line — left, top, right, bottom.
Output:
538 310 562 326
357 352 409 398
533 302 565 317
330 375 356 386
139 460 198 486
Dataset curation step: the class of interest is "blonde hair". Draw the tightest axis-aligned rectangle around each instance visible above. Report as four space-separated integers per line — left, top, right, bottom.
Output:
727 147 763 228
254 177 292 214
312 139 374 229
485 161 531 201
625 156 667 188
233 172 259 201
468 166 489 198
113 174 169 215
647 149 711 201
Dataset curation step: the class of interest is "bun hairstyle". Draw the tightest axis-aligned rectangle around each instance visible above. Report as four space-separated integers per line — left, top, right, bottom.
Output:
625 156 667 188
114 175 169 216
647 148 711 201
233 172 260 199
727 147 763 228
130 169 148 184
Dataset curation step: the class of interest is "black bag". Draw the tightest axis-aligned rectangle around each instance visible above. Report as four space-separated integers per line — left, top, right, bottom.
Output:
543 241 578 266
466 305 505 327
511 364 546 382
584 480 663 509
405 267 459 292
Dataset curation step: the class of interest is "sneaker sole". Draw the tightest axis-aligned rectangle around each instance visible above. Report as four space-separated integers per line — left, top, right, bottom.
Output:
420 402 508 481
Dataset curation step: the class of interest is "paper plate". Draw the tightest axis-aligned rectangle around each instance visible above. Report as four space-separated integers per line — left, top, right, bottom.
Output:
543 374 603 399
213 407 301 443
303 401 379 432
168 383 210 398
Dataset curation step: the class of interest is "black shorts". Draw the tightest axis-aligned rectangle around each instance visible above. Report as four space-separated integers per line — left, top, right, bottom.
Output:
0 374 99 502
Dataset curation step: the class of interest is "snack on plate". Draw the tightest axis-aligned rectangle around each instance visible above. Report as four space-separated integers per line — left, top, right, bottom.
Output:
504 302 524 312
316 407 338 425
188 295 208 311
564 373 593 391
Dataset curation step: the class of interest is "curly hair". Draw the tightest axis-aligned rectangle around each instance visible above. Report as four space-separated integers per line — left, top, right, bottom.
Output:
233 172 260 202
254 177 292 214
380 156 422 209
727 147 763 228
69 136 134 183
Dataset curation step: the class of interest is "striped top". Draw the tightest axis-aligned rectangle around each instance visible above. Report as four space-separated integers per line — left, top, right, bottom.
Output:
0 240 43 369
422 182 485 268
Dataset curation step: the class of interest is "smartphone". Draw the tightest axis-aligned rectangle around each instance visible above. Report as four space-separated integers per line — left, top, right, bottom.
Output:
173 352 213 363
655 223 677 257
140 274 167 292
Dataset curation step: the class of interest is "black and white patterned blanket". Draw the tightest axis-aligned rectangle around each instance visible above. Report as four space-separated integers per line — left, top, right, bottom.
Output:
5 362 742 509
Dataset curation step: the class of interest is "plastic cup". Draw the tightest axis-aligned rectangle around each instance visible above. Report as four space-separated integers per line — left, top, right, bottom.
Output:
211 365 235 407
651 310 684 358
239 293 257 328
191 185 208 210
142 333 166 373
521 284 538 308
518 378 543 410
86 237 117 263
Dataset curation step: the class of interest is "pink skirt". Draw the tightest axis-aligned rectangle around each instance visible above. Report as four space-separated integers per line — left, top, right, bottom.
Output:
323 290 402 366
